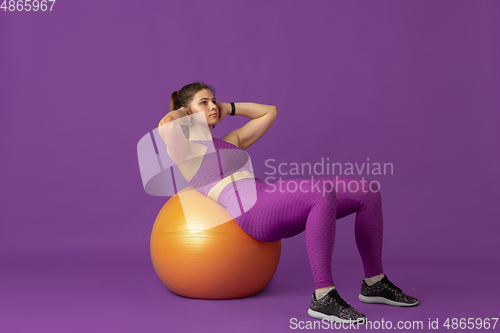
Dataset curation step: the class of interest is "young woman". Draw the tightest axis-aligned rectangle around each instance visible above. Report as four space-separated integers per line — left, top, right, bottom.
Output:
158 82 418 324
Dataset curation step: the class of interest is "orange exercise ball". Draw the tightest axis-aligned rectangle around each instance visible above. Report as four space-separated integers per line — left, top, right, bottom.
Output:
150 186 281 299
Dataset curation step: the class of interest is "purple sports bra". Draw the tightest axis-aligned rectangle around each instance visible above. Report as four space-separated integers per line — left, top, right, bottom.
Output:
188 138 252 196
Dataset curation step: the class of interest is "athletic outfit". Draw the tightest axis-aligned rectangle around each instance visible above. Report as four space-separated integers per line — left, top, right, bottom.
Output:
189 138 384 290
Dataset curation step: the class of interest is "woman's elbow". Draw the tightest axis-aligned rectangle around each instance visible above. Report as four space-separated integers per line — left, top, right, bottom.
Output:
158 115 173 129
269 105 278 117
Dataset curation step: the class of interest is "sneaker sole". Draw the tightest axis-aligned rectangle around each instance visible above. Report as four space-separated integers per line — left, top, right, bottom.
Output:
308 308 367 324
358 294 419 307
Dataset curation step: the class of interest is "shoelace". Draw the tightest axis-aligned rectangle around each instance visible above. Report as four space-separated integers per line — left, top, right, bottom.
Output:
333 291 351 308
383 278 402 293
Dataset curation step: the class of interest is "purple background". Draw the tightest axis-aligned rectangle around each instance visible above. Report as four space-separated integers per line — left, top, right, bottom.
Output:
1 0 499 332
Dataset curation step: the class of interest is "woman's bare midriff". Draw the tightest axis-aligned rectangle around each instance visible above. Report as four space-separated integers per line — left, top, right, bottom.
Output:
207 170 255 202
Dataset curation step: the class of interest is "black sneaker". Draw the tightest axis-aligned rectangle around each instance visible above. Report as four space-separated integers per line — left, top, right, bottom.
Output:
358 275 419 307
308 288 367 324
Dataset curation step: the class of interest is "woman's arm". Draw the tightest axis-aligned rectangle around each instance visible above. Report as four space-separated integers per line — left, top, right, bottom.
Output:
221 102 277 150
158 107 191 162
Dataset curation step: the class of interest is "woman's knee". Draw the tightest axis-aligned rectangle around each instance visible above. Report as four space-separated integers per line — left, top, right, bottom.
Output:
344 178 381 197
314 181 337 205
362 180 382 203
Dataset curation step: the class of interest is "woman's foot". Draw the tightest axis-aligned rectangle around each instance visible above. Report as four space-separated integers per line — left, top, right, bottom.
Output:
358 275 419 307
308 288 367 324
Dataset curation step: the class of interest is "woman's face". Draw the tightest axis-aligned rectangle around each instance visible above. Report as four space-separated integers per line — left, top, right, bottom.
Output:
187 89 218 127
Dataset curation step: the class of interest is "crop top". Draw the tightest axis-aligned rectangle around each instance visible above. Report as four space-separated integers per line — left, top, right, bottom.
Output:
188 138 252 196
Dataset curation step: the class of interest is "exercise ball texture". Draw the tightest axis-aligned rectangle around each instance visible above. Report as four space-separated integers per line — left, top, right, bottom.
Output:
150 186 281 299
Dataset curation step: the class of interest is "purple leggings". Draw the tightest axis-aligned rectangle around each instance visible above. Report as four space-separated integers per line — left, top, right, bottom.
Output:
217 176 384 289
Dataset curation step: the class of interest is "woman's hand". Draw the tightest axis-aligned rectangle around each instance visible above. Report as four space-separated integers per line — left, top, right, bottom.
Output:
215 102 231 124
177 107 192 126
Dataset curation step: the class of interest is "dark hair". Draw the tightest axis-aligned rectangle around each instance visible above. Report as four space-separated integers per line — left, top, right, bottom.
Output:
169 81 217 111
169 82 216 139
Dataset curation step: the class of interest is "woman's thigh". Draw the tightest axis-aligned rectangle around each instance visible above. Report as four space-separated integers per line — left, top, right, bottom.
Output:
234 178 337 241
